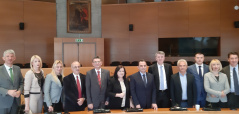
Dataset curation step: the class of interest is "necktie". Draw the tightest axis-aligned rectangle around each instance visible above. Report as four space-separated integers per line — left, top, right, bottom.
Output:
9 68 14 82
160 65 164 90
76 76 82 98
97 71 101 88
198 66 203 80
142 74 147 87
233 68 239 95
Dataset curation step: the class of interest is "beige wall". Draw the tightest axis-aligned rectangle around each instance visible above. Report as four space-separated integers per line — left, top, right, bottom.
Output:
102 0 239 65
0 0 56 65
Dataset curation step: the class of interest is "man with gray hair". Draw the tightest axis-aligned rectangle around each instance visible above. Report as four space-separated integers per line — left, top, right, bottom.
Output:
148 51 173 108
0 49 24 114
170 59 197 108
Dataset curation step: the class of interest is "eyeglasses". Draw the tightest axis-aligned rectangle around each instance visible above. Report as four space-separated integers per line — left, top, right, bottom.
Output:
93 61 101 63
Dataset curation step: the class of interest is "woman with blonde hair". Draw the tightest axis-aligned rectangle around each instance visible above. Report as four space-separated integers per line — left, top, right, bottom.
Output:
43 60 65 112
204 59 230 108
24 55 45 113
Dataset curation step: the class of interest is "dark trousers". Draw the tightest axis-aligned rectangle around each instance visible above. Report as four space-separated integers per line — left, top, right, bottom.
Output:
227 93 239 108
0 98 18 114
206 101 227 108
43 101 63 112
157 90 170 108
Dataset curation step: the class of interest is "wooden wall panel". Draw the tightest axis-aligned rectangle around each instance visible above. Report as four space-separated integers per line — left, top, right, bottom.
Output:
129 3 158 61
0 1 24 64
63 44 78 67
24 1 56 65
158 2 189 37
102 5 130 65
188 0 220 36
79 44 95 67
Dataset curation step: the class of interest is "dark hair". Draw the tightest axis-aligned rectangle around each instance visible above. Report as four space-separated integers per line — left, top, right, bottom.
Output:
195 53 204 56
92 56 101 62
228 52 239 58
113 65 126 80
138 59 146 65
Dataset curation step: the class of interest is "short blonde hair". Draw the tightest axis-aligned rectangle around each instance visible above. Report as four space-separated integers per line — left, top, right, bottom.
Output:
177 59 187 66
209 59 222 72
30 55 42 72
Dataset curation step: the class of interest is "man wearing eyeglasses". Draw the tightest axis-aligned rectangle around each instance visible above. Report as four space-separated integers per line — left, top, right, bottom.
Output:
86 56 110 110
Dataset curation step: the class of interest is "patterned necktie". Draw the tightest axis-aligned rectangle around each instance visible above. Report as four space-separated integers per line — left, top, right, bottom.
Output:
160 65 164 90
76 76 82 98
97 71 101 88
9 68 14 82
142 74 147 87
233 68 239 95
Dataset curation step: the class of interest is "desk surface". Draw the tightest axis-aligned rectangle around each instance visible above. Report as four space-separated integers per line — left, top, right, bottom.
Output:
68 108 239 114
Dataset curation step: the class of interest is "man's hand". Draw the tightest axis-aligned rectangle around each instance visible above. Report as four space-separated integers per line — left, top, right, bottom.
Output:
105 101 109 105
152 103 158 110
88 104 93 109
77 98 85 106
136 105 141 108
7 90 17 97
15 90 21 98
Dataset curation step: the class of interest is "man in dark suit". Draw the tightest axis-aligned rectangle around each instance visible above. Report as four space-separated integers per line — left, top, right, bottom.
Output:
148 51 173 108
187 53 209 107
130 60 157 109
170 59 197 108
0 49 24 114
221 52 239 110
63 61 86 111
86 56 110 110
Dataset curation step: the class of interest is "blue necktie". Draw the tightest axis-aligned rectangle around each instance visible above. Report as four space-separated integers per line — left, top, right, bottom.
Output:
233 68 239 95
160 65 164 90
198 66 203 80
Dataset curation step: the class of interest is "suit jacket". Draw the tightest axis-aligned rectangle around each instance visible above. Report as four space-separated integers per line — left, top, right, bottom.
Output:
204 72 230 102
44 74 63 107
86 69 110 109
106 77 130 109
0 65 24 108
221 65 235 89
63 73 86 111
170 73 197 107
148 63 173 97
187 64 209 102
130 72 156 109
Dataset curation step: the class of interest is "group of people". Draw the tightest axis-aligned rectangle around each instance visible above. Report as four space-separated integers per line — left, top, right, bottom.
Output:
1 49 239 114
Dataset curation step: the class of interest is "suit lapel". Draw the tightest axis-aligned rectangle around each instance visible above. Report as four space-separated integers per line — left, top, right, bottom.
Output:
101 69 105 88
203 64 208 75
176 73 182 92
54 75 62 88
2 65 13 83
70 74 78 91
192 65 198 76
210 72 218 82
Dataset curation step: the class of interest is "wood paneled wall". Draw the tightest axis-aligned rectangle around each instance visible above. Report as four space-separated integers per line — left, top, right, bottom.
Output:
102 0 239 66
0 0 56 65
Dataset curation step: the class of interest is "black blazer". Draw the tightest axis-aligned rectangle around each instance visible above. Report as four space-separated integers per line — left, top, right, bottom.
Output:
130 72 156 109
148 63 173 96
170 73 197 107
63 73 86 111
106 77 130 109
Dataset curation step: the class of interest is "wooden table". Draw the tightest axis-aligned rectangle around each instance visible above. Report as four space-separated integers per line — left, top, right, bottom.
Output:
68 108 239 114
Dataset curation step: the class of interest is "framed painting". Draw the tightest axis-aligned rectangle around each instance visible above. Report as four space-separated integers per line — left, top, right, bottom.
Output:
67 0 91 33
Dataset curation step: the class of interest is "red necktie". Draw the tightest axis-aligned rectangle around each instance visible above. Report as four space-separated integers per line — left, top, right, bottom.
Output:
97 71 101 88
76 76 82 98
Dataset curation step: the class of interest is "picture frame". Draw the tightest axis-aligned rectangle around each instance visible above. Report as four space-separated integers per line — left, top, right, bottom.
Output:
67 0 91 33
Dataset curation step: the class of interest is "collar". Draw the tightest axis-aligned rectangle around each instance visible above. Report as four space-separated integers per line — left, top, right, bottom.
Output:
95 68 102 73
230 64 238 70
157 63 164 68
139 72 146 76
4 64 13 70
195 63 203 68
73 73 80 78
